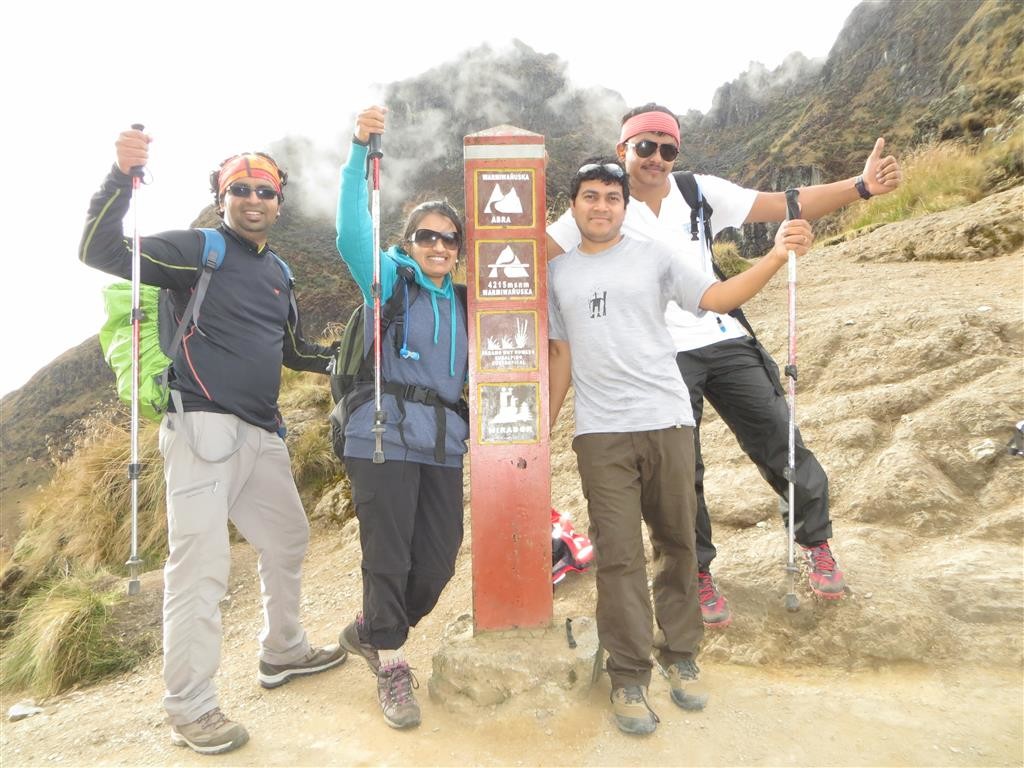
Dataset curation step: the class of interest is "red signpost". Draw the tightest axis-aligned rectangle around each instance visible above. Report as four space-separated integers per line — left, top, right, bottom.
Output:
464 127 551 632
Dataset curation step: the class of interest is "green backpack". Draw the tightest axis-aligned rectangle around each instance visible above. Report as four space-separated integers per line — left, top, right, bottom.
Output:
98 228 226 421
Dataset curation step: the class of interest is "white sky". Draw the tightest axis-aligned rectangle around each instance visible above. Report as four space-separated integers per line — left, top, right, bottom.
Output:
0 0 860 396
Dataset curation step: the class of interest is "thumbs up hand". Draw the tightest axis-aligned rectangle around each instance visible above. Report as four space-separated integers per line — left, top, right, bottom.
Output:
862 137 902 196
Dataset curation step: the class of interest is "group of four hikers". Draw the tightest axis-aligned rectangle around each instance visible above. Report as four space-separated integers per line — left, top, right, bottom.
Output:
79 101 901 752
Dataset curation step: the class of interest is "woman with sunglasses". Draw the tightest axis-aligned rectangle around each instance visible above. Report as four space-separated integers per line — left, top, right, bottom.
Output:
334 105 469 730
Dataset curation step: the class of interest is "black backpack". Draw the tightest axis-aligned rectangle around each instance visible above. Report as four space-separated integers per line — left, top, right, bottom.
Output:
328 267 468 462
672 171 758 342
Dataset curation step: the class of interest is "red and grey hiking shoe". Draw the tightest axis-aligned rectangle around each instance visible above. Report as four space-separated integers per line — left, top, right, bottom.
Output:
698 567 732 628
801 541 846 599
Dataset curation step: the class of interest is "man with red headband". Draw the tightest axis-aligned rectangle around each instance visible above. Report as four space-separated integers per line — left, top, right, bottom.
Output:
547 103 902 627
80 129 346 755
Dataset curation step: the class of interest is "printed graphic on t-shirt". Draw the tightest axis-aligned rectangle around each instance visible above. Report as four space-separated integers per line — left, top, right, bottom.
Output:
589 291 607 318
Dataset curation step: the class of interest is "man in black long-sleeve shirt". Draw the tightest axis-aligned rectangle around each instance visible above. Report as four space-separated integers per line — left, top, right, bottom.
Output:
80 128 345 756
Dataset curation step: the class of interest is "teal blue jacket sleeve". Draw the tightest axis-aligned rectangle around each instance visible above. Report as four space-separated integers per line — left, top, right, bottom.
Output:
335 142 396 304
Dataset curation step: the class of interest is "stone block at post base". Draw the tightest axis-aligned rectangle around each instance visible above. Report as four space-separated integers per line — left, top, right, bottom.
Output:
428 614 601 713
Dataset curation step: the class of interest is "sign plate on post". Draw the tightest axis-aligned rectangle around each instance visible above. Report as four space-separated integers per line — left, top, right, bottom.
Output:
464 127 551 632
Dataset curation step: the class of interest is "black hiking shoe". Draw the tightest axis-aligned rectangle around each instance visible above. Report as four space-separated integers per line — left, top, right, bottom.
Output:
377 661 421 729
610 685 659 735
170 708 249 755
339 612 380 674
258 644 347 689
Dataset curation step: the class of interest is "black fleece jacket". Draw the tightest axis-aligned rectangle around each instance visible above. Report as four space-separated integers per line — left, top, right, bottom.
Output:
80 166 333 433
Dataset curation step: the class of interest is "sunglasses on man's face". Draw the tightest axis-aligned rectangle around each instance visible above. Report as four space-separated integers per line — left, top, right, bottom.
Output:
626 140 680 162
412 228 460 250
226 183 279 201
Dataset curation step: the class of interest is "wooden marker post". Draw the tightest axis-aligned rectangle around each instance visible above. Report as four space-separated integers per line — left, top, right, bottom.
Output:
463 126 551 631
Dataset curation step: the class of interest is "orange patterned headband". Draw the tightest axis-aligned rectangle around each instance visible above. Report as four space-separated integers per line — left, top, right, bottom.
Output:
217 154 283 197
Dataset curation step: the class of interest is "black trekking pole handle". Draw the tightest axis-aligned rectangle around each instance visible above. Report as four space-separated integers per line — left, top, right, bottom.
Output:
785 188 800 220
130 123 146 179
368 132 383 160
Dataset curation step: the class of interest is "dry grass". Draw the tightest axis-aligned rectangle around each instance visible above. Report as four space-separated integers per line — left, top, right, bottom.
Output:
5 414 166 601
837 130 1022 233
0 573 139 695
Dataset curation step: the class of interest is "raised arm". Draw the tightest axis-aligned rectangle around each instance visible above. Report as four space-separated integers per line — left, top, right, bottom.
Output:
335 106 391 303
744 138 902 223
700 219 812 312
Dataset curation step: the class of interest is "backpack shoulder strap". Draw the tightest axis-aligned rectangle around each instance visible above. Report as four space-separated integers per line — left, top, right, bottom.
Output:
672 171 715 247
672 174 758 341
166 228 226 359
454 282 468 316
269 250 299 320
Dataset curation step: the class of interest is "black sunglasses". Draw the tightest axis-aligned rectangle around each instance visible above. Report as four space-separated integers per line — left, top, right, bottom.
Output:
626 140 680 162
412 228 461 250
576 163 625 177
226 183 279 200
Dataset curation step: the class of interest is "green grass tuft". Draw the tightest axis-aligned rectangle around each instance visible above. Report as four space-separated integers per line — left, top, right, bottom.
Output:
0 574 140 695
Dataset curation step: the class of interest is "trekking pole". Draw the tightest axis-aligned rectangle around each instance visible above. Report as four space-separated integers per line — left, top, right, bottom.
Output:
368 132 386 464
126 123 146 596
783 188 801 613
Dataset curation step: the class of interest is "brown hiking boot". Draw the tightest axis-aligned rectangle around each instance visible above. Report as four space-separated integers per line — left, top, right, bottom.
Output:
377 661 421 729
339 612 380 674
666 659 709 711
610 685 659 735
170 708 249 755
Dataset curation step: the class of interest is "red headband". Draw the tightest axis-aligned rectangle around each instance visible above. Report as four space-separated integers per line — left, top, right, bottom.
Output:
619 112 681 146
218 154 282 197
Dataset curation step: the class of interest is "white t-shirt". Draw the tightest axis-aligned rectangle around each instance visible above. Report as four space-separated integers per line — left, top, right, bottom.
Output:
548 235 716 436
547 174 758 352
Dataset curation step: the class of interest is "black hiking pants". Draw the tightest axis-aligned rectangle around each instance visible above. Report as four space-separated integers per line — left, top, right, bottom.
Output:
344 457 463 650
676 337 831 568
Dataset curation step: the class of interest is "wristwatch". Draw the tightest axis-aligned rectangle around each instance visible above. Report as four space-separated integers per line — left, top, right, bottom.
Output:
855 175 872 200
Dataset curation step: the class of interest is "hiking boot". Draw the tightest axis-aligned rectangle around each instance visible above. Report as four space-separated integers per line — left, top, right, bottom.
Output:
377 661 421 729
610 685 659 735
339 613 380 674
698 567 732 628
801 541 846 599
258 643 347 689
170 708 249 755
666 659 709 711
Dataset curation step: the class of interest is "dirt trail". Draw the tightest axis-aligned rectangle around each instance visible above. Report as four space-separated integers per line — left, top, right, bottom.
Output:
3 192 1023 766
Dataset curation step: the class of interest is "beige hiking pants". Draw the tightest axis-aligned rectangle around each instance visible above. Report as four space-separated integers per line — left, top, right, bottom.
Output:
159 411 310 725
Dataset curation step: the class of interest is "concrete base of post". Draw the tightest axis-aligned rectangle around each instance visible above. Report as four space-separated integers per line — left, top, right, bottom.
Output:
428 613 601 712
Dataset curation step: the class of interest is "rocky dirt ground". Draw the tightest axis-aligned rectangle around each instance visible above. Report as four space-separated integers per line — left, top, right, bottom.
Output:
2 189 1022 766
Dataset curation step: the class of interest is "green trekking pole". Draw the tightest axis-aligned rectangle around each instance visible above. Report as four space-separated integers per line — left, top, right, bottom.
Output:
783 188 801 613
126 123 145 596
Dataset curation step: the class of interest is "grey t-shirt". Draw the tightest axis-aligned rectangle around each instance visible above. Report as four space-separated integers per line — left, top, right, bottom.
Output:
548 234 717 436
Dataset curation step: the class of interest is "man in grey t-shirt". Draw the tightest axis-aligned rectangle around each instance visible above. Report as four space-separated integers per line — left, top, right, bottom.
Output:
548 159 813 735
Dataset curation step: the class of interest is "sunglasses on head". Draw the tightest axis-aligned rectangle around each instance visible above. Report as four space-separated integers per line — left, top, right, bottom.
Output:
626 139 680 162
226 183 279 200
576 163 625 177
412 228 460 250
